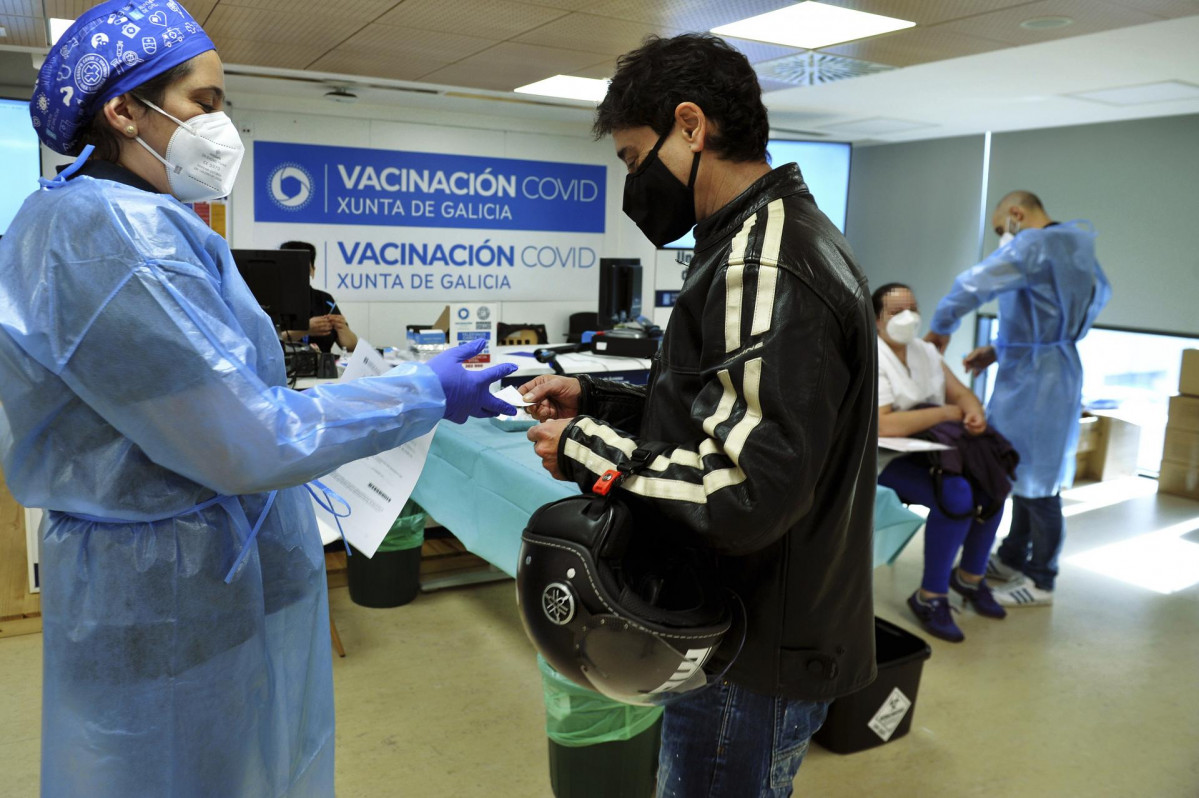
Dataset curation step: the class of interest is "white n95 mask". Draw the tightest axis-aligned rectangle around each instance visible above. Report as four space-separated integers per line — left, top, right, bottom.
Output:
135 98 245 202
998 231 1015 248
886 310 921 345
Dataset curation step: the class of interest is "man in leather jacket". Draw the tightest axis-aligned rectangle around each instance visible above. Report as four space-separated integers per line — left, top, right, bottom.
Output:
521 33 878 796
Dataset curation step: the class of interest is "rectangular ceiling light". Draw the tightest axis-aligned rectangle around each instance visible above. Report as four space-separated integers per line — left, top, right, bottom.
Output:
712 1 914 50
514 75 609 103
1069 80 1199 106
48 17 74 46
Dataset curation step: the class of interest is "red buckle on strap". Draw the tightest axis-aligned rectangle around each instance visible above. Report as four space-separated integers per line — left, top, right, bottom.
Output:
592 469 621 496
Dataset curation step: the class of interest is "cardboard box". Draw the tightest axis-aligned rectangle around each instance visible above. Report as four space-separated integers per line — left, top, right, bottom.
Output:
1167 395 1199 433
1158 460 1199 501
1075 413 1141 483
1180 349 1199 398
1162 427 1199 471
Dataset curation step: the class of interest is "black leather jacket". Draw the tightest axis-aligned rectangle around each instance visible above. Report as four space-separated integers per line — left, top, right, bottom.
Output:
559 164 878 700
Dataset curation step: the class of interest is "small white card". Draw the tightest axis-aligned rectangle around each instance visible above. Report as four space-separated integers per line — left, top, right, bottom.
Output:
494 385 534 407
867 687 913 742
879 437 953 453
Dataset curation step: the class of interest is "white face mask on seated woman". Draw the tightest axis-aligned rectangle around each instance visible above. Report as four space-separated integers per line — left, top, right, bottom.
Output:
885 309 921 345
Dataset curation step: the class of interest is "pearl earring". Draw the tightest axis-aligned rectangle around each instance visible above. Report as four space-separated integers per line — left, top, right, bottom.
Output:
125 125 137 135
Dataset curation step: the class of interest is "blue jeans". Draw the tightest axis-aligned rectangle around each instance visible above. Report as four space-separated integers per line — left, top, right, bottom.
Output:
997 494 1064 590
656 681 830 798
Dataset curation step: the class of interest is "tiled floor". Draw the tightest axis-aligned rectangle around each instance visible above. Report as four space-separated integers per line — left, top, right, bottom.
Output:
2 477 1197 796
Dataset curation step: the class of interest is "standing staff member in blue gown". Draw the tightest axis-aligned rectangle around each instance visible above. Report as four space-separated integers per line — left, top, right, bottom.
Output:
0 3 514 795
925 191 1110 608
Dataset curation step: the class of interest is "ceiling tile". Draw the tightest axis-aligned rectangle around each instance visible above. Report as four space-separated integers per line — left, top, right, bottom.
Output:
307 49 457 82
512 12 686 56
205 5 365 49
213 36 317 70
807 1 1033 26
0 2 37 15
0 13 42 46
722 36 806 63
335 24 497 61
1100 0 1199 19
510 0 600 11
583 0 794 30
571 58 619 80
376 0 568 39
419 41 610 91
819 26 1009 67
215 0 393 19
936 0 1163 45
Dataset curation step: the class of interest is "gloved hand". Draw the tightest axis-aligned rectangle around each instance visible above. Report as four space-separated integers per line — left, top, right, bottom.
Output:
427 339 519 423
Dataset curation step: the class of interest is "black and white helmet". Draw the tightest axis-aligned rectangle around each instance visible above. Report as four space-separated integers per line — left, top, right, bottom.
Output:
517 457 733 706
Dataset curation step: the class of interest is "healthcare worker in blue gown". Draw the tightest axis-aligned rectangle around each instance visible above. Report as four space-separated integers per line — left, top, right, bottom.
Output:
0 3 516 796
925 190 1110 608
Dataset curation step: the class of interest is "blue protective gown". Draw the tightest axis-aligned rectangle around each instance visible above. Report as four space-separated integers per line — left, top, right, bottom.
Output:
930 220 1111 498
0 172 446 797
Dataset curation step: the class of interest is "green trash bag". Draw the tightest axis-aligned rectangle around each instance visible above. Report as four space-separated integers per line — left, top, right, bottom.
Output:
538 655 663 748
376 499 426 553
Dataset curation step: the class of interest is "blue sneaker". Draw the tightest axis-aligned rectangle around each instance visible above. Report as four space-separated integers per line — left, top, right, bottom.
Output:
950 571 1008 619
907 591 964 643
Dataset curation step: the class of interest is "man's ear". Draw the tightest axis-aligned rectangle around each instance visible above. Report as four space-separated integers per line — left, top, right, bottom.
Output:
673 102 706 152
1010 205 1026 223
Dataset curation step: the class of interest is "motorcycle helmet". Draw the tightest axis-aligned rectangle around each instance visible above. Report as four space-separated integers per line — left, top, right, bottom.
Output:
517 461 734 706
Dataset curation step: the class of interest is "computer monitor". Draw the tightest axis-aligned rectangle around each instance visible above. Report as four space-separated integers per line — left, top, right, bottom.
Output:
0 97 41 236
231 248 310 330
598 258 642 329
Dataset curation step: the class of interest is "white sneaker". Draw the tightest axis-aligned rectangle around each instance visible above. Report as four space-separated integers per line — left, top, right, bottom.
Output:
992 577 1054 607
985 553 1023 583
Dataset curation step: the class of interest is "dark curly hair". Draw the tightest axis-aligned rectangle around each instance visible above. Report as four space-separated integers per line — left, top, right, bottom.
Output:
593 34 769 163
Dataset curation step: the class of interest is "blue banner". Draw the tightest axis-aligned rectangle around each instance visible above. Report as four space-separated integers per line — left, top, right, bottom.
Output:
253 141 606 233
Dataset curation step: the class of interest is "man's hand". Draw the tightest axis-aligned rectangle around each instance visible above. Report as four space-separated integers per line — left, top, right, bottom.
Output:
527 419 571 480
963 345 997 376
518 375 582 422
942 404 965 423
963 410 987 436
308 315 333 336
329 314 349 332
924 331 950 353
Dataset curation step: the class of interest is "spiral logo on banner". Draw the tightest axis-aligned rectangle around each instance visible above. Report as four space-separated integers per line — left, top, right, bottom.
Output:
268 162 314 211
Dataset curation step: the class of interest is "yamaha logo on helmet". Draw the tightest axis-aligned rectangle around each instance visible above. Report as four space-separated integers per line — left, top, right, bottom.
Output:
541 582 575 625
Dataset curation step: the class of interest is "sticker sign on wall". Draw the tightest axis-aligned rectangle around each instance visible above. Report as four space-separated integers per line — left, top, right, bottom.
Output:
254 141 606 233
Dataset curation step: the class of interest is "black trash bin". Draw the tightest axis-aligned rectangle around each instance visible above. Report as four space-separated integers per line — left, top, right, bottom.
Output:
813 617 932 754
345 501 425 608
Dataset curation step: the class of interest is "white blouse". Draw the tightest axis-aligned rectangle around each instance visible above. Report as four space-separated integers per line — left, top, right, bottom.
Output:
877 338 946 411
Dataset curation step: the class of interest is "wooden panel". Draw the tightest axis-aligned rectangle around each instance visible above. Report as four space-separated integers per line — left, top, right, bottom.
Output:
0 464 40 627
308 50 459 82
819 26 1008 67
215 36 324 69
937 0 1162 46
204 4 366 49
513 12 686 56
335 24 497 60
0 14 43 47
377 0 568 40
421 41 611 91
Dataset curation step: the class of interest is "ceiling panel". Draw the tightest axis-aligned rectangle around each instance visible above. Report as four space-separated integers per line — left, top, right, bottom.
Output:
0 2 35 15
213 36 317 70
583 0 794 30
722 36 806 64
376 0 568 40
938 0 1164 45
332 25 497 61
215 0 394 19
805 0 1033 26
205 5 366 49
508 0 602 11
0 13 42 47
1103 0 1199 19
307 49 457 82
419 41 611 91
820 26 1009 67
512 12 686 56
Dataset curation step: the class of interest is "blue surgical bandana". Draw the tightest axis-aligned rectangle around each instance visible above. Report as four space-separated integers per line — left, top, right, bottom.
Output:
31 0 215 155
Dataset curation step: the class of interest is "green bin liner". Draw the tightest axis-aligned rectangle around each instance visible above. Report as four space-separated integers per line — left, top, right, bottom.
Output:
538 655 663 748
376 499 426 553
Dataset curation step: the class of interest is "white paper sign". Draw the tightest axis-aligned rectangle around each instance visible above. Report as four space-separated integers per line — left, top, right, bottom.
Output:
310 339 434 557
878 437 953 453
867 687 913 742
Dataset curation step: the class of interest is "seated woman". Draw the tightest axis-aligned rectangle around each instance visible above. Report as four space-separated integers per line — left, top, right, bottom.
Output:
874 283 1006 643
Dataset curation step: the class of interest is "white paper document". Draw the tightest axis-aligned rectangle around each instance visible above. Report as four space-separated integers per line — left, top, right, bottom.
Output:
878 437 953 453
310 340 434 557
494 385 534 407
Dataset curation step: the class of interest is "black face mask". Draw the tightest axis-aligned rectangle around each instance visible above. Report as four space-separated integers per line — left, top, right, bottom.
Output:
622 132 701 248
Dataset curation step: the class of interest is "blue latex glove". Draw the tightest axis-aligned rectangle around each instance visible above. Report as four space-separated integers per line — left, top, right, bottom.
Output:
427 339 519 423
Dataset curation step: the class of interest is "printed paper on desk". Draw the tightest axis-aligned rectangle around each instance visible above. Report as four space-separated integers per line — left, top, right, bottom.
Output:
878 437 953 453
310 339 435 557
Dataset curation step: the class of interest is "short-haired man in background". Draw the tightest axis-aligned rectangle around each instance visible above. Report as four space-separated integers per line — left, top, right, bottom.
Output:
926 191 1110 607
280 239 358 353
521 34 878 796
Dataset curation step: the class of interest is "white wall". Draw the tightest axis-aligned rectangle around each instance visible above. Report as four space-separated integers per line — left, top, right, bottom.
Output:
224 89 657 346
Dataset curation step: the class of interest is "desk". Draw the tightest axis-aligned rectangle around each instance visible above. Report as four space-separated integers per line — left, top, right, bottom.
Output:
412 418 925 575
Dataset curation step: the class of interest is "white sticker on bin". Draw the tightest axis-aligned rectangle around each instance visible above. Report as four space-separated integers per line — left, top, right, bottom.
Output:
867 687 912 742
